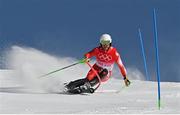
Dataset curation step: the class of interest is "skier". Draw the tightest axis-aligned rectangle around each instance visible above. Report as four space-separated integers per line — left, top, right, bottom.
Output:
65 34 131 94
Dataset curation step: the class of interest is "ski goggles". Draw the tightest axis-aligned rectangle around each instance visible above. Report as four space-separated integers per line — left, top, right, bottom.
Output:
100 40 111 45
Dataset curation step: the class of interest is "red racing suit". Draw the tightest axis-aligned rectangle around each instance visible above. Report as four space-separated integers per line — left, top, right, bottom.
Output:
84 46 127 82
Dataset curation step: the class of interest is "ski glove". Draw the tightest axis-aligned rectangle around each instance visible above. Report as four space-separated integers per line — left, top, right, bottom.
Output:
83 57 90 63
79 58 90 63
124 76 131 87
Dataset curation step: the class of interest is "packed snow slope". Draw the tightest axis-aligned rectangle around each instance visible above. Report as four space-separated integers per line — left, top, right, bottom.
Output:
0 46 179 114
0 70 180 114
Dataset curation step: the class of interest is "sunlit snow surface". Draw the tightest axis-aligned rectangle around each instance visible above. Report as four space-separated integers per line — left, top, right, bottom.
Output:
0 70 179 114
0 46 179 114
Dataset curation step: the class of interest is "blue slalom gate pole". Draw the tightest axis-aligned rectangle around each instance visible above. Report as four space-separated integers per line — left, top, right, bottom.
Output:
138 28 150 81
153 8 161 110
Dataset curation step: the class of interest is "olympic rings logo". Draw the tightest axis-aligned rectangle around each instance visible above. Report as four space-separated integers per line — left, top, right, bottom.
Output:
98 53 112 62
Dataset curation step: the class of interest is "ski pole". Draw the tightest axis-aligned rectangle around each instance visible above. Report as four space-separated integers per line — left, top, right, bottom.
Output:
86 62 102 91
39 58 87 78
116 81 132 94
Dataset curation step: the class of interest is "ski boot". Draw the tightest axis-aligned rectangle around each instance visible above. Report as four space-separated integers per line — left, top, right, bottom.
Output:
65 81 94 94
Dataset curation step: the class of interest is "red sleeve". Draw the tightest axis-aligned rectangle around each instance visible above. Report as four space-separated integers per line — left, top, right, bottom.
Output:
84 47 98 58
115 50 127 78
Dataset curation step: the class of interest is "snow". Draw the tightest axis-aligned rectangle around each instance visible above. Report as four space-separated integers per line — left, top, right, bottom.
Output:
0 46 179 114
0 70 180 114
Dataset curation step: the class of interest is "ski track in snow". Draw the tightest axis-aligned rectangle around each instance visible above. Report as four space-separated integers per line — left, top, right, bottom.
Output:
0 70 180 114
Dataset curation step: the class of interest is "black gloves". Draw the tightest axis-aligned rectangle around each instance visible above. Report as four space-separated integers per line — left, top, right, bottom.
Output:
124 76 131 87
